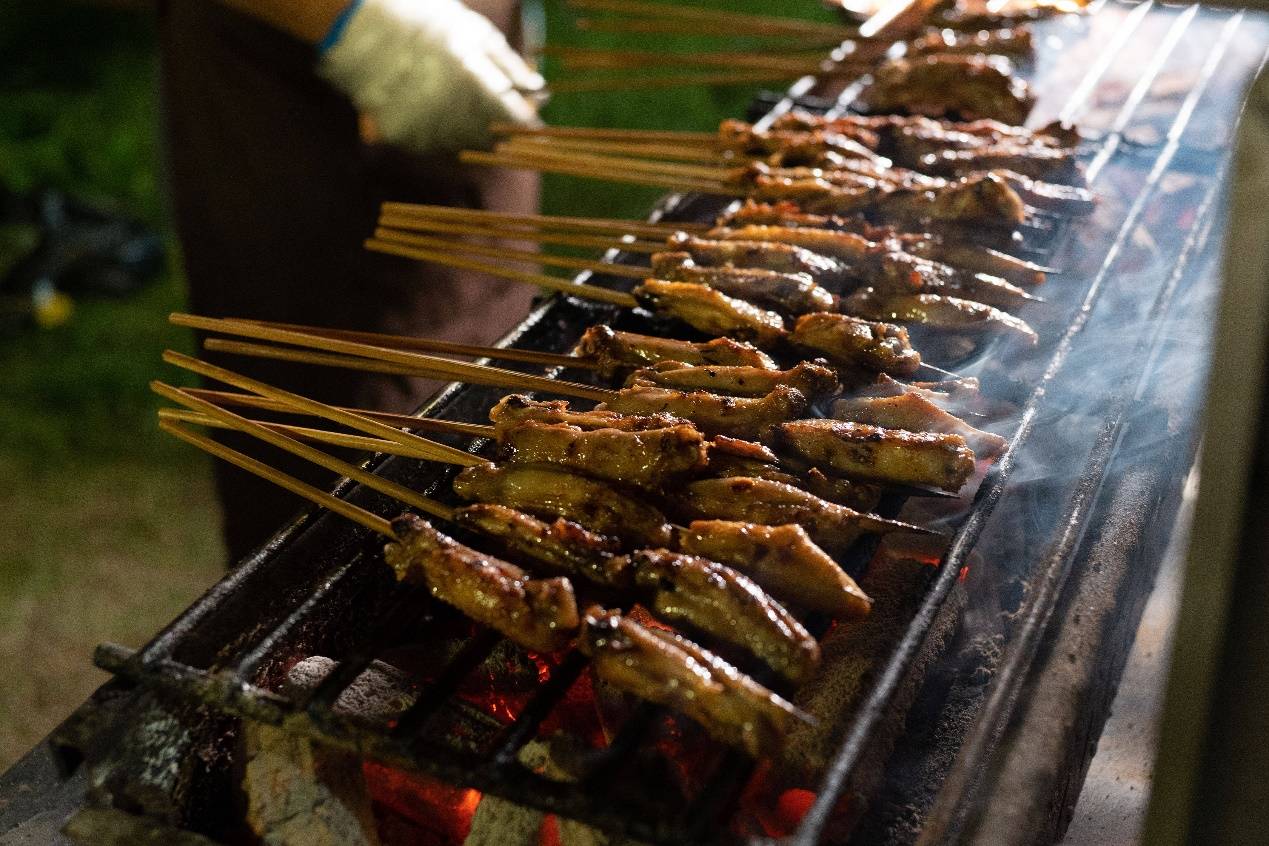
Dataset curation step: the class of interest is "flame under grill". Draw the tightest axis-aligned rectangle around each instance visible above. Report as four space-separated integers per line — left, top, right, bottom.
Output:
90 3 1268 844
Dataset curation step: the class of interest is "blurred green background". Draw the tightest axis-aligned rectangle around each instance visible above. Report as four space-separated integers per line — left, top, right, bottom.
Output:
0 0 828 767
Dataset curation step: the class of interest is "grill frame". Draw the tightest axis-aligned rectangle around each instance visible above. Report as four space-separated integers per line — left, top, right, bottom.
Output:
90 3 1269 844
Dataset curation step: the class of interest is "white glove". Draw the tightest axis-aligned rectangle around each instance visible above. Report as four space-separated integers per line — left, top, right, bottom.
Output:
318 0 545 154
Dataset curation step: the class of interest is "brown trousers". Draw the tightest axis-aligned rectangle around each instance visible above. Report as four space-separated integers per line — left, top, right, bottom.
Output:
158 1 537 562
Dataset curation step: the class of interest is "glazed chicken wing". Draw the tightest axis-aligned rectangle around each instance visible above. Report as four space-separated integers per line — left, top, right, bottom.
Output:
650 252 837 314
631 549 820 685
680 520 871 620
840 288 1039 344
490 393 691 434
832 392 1006 458
773 419 976 492
451 504 632 590
452 464 674 548
499 420 708 491
633 279 787 347
704 439 882 511
575 324 776 377
603 384 808 441
677 476 930 553
666 233 853 288
859 55 1035 125
577 607 812 757
626 359 840 400
789 312 922 376
386 514 578 653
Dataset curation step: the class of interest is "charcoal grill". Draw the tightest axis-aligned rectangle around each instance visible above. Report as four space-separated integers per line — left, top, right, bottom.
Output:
9 3 1268 845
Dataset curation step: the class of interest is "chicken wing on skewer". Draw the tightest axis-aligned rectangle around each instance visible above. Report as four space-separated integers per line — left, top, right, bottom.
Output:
858 55 1035 125
773 419 977 492
386 514 579 653
498 421 708 492
906 25 1035 60
602 385 808 441
632 279 787 347
453 464 675 548
679 520 872 620
789 312 923 377
451 504 632 590
650 253 837 315
705 438 883 511
770 111 1080 153
490 392 690 434
677 476 932 554
626 359 840 400
576 325 777 378
832 392 1006 457
666 233 854 289
577 607 812 758
630 549 820 685
841 288 1039 345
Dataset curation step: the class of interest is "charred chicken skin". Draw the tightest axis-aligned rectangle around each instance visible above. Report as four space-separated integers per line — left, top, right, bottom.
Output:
452 463 675 548
772 419 977 492
630 549 821 685
575 324 777 377
789 312 922 376
490 392 691 434
577 607 812 758
626 359 840 400
498 420 708 492
386 514 579 653
650 252 837 315
451 503 632 590
632 279 787 347
679 520 872 620
840 288 1039 345
666 232 853 289
602 384 808 441
859 55 1035 126
676 476 929 554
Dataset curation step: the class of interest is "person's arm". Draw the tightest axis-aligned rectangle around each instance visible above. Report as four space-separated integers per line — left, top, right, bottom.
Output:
216 0 348 44
216 0 544 153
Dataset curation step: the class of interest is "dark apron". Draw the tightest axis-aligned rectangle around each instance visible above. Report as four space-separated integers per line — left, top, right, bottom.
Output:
158 0 538 562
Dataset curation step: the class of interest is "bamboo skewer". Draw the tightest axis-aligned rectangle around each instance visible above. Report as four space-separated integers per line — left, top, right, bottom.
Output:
543 46 833 74
154 382 463 523
171 313 618 402
182 388 496 439
160 407 418 456
548 69 810 94
370 228 649 280
492 140 744 183
364 237 641 310
490 124 719 144
375 215 665 254
161 350 485 466
488 136 727 162
238 319 600 371
379 202 707 237
459 150 737 194
159 420 396 537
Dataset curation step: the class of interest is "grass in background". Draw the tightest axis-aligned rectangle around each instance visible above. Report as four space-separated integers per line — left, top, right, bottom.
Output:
0 0 831 767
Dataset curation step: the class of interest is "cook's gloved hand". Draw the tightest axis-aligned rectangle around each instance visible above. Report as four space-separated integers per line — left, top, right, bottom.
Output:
318 0 545 155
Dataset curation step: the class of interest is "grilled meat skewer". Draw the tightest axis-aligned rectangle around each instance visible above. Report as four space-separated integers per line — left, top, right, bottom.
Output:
772 420 977 492
626 359 840 400
841 288 1039 344
578 607 812 758
630 549 821 685
577 324 777 377
387 514 579 653
651 253 837 315
833 392 1006 457
858 55 1035 125
632 279 787 347
490 392 692 434
790 312 923 376
453 464 675 548
602 384 808 441
680 520 872 620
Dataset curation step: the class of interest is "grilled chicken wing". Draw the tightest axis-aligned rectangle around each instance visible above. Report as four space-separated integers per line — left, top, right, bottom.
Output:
626 359 840 400
859 55 1035 125
452 464 674 548
650 252 836 314
452 504 632 590
841 288 1039 344
603 385 808 441
666 233 853 288
633 280 787 347
676 476 928 553
386 514 578 653
576 324 776 377
630 549 820 685
907 25 1034 59
499 421 707 492
789 312 922 376
577 607 812 757
490 393 691 434
773 419 976 492
704 440 882 511
832 392 1006 457
680 520 871 620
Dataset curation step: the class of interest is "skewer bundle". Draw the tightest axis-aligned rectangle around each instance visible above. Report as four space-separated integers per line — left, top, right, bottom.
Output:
153 1 1096 762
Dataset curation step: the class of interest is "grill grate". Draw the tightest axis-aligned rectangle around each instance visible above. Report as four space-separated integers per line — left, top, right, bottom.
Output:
94 4 1269 844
